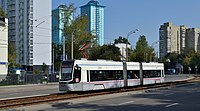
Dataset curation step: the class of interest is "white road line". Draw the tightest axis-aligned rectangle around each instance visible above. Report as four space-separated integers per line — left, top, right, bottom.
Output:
165 103 179 108
164 93 174 96
118 101 135 106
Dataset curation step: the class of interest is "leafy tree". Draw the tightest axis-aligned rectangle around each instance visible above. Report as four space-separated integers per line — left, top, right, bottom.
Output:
0 7 6 17
8 42 21 73
114 36 130 44
182 48 195 57
61 4 76 27
8 42 16 65
189 51 200 72
89 44 121 61
42 62 47 74
33 70 40 75
163 52 179 70
64 15 95 59
53 44 62 72
183 56 191 66
130 35 153 62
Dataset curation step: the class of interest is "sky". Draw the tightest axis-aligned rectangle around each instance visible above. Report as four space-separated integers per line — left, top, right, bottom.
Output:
52 0 200 49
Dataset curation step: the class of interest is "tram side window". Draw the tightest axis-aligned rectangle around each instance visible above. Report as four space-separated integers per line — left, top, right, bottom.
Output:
127 70 140 79
90 70 98 81
115 70 123 80
143 70 161 78
90 70 106 81
90 70 123 81
106 70 115 80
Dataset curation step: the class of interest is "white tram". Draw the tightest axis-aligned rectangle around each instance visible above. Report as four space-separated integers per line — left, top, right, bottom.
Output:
59 59 165 91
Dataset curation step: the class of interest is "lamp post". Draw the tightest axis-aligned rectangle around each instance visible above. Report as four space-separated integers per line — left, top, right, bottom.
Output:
126 29 139 62
123 29 138 88
150 40 160 62
71 31 74 60
71 30 81 60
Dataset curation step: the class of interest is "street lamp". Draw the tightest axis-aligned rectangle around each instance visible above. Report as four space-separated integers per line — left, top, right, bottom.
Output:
71 29 80 60
150 40 160 62
126 29 139 62
123 29 138 88
71 31 74 60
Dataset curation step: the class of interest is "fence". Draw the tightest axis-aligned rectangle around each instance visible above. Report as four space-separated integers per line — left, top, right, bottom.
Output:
0 73 59 86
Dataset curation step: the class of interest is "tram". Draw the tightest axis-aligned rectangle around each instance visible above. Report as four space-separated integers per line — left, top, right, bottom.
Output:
59 59 165 91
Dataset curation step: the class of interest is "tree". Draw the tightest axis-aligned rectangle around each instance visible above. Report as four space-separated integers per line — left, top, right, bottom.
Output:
42 62 47 74
33 70 40 75
130 35 153 62
60 4 76 27
53 44 62 72
114 36 130 44
64 15 95 59
8 42 16 65
0 7 6 17
182 48 195 57
89 44 121 61
8 42 20 73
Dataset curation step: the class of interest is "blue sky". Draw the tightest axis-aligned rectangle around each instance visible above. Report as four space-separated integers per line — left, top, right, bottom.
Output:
52 0 200 48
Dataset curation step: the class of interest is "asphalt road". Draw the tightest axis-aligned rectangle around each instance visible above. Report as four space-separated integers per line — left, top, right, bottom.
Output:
0 74 192 100
0 83 59 99
9 82 200 111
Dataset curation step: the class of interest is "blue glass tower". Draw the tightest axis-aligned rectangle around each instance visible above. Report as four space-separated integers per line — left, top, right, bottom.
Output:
81 0 105 46
52 5 73 45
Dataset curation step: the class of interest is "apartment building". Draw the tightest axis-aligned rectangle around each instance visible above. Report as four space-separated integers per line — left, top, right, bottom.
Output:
159 22 200 58
185 28 200 51
1 0 52 72
0 0 7 14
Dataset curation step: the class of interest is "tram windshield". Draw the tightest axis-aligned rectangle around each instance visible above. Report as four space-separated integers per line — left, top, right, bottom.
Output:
60 61 74 81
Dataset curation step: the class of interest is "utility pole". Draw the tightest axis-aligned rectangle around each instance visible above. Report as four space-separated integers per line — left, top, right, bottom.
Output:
52 45 54 74
62 36 65 61
139 62 143 85
71 31 74 60
123 29 138 88
123 61 128 87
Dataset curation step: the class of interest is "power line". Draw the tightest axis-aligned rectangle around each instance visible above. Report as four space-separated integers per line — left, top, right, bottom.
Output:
34 15 52 21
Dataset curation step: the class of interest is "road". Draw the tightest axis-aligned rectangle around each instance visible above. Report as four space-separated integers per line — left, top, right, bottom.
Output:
0 74 192 100
9 82 200 111
0 83 59 99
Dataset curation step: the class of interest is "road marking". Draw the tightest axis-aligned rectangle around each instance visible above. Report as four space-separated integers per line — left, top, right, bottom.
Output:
164 93 174 96
118 101 135 106
165 103 179 108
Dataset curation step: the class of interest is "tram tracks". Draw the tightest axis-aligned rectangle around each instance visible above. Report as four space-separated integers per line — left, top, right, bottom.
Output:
0 76 200 109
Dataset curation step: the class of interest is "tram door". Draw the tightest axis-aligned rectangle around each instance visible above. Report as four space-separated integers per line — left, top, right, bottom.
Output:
87 70 93 90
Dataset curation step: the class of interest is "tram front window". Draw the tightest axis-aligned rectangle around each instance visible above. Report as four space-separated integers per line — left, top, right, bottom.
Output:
61 67 72 81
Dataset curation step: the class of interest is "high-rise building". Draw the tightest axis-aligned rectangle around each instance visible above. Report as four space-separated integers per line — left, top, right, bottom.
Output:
159 22 200 58
0 0 7 14
3 0 52 72
0 17 8 80
159 22 181 58
52 5 73 45
80 0 105 46
185 28 200 51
